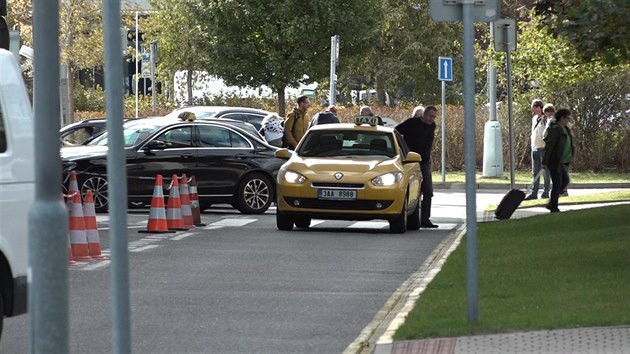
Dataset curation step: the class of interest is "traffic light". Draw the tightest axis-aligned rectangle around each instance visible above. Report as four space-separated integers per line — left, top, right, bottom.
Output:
0 0 8 50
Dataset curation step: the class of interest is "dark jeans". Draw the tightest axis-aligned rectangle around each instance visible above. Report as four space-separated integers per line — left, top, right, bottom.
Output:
531 148 550 195
420 162 433 223
548 164 570 211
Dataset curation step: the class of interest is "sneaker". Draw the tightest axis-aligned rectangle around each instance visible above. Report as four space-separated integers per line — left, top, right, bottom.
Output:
524 193 537 200
541 193 549 199
545 204 560 213
420 221 439 228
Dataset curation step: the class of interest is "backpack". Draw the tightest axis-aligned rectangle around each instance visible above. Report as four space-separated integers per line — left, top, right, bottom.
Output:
281 111 299 149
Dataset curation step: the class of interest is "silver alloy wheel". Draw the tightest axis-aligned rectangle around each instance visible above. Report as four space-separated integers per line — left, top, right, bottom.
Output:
81 175 109 212
243 177 271 211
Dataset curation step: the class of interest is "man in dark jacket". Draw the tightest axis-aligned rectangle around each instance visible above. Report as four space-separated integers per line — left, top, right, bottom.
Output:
309 105 340 127
395 105 438 228
543 108 574 213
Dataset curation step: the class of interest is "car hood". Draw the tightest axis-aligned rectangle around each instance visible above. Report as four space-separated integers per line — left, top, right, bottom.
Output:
60 145 109 160
287 155 402 178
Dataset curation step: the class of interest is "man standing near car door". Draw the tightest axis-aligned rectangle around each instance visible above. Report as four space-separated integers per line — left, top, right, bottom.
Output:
283 95 311 149
395 105 438 228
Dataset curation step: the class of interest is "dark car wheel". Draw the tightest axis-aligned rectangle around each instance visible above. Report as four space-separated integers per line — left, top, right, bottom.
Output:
389 195 408 234
80 174 109 213
236 173 273 214
407 198 421 230
276 210 294 231
294 217 311 229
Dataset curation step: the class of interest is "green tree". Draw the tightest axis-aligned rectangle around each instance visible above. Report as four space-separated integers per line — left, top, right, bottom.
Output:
8 0 134 122
143 0 212 105
534 0 630 64
189 0 377 116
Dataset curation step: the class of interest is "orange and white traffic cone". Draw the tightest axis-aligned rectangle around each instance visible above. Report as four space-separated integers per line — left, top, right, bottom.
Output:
189 176 206 226
64 193 77 266
83 190 108 260
166 174 188 231
67 171 80 210
69 192 92 261
179 174 195 229
139 174 175 234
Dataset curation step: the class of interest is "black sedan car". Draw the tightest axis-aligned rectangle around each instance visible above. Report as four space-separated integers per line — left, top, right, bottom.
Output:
164 106 270 131
62 117 284 214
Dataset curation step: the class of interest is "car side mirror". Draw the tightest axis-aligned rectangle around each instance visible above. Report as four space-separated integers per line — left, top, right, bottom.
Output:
275 149 291 159
144 140 167 150
404 151 421 163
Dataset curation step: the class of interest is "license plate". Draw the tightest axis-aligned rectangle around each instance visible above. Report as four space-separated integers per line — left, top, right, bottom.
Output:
318 189 356 200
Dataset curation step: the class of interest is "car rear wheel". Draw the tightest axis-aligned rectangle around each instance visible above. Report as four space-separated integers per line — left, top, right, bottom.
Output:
276 211 294 231
407 198 421 230
236 173 273 214
294 217 311 229
80 174 109 213
389 195 408 234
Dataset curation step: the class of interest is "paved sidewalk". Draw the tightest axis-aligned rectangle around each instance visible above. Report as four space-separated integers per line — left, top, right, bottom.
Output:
360 187 630 354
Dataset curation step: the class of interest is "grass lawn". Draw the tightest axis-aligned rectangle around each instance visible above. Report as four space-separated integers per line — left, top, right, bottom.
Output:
434 171 629 184
394 204 630 340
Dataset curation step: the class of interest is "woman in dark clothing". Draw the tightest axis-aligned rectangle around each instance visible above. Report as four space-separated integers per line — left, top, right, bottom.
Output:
395 105 438 228
543 108 575 213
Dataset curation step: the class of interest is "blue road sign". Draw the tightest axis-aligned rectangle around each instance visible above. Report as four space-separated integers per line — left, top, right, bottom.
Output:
439 56 453 81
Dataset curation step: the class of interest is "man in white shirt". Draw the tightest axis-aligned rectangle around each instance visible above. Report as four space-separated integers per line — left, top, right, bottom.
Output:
525 99 551 200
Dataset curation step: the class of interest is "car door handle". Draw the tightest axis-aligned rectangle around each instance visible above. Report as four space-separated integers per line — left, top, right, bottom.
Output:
181 152 195 158
234 154 248 158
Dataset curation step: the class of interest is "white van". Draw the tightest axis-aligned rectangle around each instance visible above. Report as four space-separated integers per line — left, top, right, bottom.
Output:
0 48 34 338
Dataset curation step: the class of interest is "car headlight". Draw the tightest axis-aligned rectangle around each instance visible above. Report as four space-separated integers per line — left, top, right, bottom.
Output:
371 172 403 186
282 170 307 184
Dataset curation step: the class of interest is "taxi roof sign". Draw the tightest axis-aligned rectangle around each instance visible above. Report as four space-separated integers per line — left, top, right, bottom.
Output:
354 116 379 126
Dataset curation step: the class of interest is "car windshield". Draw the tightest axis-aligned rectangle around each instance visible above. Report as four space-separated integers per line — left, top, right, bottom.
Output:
298 130 396 158
88 121 163 147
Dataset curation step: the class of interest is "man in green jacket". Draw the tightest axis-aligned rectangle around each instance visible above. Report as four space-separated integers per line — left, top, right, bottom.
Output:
284 95 311 149
542 108 575 213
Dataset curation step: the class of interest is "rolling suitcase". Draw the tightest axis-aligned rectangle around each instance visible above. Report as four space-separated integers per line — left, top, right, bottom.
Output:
494 170 544 220
494 189 526 219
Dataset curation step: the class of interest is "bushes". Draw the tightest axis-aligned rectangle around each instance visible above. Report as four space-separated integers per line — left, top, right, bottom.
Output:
70 87 629 172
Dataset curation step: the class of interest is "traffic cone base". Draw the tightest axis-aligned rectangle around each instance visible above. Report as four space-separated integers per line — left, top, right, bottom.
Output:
83 190 109 260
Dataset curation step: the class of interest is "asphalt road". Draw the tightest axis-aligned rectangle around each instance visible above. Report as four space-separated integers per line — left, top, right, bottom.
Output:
1 206 453 353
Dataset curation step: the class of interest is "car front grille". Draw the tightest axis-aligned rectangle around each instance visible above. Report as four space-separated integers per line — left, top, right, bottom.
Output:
311 182 365 189
283 197 393 210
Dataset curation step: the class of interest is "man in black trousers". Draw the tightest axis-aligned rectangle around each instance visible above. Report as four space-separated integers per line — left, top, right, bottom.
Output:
395 105 438 228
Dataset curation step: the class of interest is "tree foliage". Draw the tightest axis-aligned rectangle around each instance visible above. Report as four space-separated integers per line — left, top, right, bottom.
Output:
185 0 378 115
143 0 213 105
534 0 630 64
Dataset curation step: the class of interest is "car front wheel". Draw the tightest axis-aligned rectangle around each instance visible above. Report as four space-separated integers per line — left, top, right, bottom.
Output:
80 174 109 213
389 195 408 234
294 217 311 229
236 173 273 214
276 210 294 231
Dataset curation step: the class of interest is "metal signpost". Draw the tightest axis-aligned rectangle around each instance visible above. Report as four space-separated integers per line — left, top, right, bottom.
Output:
329 35 339 105
438 56 453 183
103 1 131 352
431 0 500 324
30 0 69 351
493 19 517 188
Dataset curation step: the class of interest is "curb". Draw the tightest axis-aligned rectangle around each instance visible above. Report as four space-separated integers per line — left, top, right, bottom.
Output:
343 223 467 354
435 182 630 190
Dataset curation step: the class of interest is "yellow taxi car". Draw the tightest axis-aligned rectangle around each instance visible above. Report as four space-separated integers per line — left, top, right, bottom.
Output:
275 116 422 233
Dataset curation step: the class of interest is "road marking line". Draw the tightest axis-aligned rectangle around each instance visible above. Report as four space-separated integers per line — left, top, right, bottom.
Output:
347 221 389 229
310 220 325 226
210 218 257 227
130 245 161 253
171 232 197 241
81 260 111 271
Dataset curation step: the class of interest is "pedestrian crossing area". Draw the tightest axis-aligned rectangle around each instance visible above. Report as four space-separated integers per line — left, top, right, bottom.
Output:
72 210 460 271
